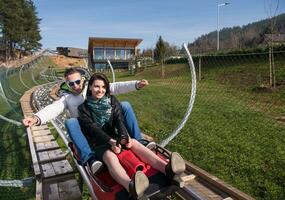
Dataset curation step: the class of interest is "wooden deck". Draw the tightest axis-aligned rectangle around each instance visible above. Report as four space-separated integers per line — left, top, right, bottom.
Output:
20 86 82 200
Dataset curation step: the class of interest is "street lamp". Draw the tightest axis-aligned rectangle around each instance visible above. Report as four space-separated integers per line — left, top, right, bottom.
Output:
217 2 230 51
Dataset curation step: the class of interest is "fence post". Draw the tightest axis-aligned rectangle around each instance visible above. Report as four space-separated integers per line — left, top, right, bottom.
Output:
199 56 202 81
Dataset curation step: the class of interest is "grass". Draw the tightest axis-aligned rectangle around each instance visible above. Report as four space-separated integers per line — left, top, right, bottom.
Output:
1 54 284 199
0 56 63 200
112 58 285 200
0 112 35 200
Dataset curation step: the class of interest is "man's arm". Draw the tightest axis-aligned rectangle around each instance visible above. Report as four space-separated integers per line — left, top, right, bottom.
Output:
22 95 67 126
109 79 149 95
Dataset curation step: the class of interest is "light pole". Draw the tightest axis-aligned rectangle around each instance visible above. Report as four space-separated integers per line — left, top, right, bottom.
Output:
217 2 230 51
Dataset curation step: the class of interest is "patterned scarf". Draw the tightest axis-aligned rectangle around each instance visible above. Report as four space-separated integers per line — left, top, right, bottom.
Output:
86 95 112 127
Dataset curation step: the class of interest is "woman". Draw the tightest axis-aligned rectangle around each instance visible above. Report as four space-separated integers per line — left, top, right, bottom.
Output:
78 73 185 199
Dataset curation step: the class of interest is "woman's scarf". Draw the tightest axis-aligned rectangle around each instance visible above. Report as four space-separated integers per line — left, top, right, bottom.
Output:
86 95 112 127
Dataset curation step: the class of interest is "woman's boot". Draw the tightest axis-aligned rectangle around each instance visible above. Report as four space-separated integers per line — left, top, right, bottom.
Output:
129 171 149 199
165 152 186 180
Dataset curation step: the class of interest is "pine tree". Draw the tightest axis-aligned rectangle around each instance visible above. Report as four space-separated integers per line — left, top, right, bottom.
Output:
21 0 41 56
154 36 166 78
0 0 41 61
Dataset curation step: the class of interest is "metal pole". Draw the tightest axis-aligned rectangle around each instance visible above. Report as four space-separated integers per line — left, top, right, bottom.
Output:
217 3 230 51
217 4 220 51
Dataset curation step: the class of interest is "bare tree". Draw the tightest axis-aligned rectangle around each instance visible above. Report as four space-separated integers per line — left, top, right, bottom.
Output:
264 0 279 88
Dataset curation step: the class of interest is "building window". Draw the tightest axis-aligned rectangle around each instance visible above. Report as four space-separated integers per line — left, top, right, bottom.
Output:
115 49 125 60
94 63 107 69
106 48 115 59
94 48 104 60
126 49 135 59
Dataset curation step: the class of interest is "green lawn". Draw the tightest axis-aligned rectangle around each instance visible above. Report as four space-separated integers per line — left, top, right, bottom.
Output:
0 55 284 199
0 111 35 200
0 56 63 200
113 60 285 200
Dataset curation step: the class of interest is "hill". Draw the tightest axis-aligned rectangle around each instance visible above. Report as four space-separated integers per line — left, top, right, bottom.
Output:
189 13 285 53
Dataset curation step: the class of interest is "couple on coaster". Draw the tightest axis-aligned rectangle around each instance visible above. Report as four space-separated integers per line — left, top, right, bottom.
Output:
23 67 186 199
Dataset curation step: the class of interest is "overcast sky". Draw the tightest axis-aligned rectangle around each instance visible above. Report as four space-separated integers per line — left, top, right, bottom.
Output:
34 0 285 50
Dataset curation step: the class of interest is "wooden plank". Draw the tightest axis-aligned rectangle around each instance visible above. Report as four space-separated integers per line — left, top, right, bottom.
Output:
181 174 196 184
38 149 67 164
44 173 75 183
26 127 41 176
41 163 56 178
185 161 255 200
43 182 60 200
32 126 49 131
23 112 33 115
34 135 55 143
42 160 74 179
36 141 60 152
22 108 32 111
35 178 43 200
32 130 52 137
52 160 74 176
187 179 222 200
58 179 82 200
22 106 31 109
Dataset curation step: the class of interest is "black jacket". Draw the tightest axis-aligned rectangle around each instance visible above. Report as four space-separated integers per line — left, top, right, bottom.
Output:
78 95 129 146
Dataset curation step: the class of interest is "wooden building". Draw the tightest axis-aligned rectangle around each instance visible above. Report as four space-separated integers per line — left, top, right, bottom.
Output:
88 37 142 70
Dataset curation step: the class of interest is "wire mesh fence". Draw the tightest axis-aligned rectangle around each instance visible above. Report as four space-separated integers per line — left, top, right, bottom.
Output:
110 49 285 200
0 49 284 199
0 56 61 200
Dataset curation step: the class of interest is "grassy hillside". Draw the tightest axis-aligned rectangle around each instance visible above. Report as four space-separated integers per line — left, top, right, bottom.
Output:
113 59 285 199
1 54 284 199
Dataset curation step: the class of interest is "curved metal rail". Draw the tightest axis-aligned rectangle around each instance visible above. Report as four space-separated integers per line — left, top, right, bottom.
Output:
160 43 197 147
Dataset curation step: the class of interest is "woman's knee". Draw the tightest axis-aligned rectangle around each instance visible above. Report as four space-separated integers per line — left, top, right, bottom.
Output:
103 150 119 165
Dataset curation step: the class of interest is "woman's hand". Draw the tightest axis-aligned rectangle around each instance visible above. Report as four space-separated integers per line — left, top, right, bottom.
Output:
109 139 121 154
111 144 121 154
125 138 134 149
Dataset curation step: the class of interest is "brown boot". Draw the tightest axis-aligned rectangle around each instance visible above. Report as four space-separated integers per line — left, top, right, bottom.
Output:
165 152 186 179
129 171 149 199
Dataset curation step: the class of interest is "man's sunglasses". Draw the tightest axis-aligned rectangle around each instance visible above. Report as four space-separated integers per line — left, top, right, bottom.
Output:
67 79 81 87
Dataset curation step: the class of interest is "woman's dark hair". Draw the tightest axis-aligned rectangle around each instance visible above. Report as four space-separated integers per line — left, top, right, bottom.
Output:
87 73 110 96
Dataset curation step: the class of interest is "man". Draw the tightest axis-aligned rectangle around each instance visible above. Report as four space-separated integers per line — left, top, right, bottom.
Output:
23 67 148 175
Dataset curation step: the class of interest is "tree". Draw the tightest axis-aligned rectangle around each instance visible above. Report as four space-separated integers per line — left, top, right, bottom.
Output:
265 0 280 88
20 0 42 57
154 36 166 78
0 0 41 61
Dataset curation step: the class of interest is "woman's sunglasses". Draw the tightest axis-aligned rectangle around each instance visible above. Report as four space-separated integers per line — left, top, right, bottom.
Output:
67 79 81 87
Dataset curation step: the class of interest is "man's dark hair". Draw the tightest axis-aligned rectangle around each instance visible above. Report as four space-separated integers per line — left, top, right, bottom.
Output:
87 73 110 96
64 67 81 77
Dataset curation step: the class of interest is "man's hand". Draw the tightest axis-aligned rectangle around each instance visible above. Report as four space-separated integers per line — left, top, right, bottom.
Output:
22 116 38 127
137 79 149 89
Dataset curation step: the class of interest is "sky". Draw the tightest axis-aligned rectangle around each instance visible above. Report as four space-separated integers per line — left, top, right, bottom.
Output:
34 0 285 50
